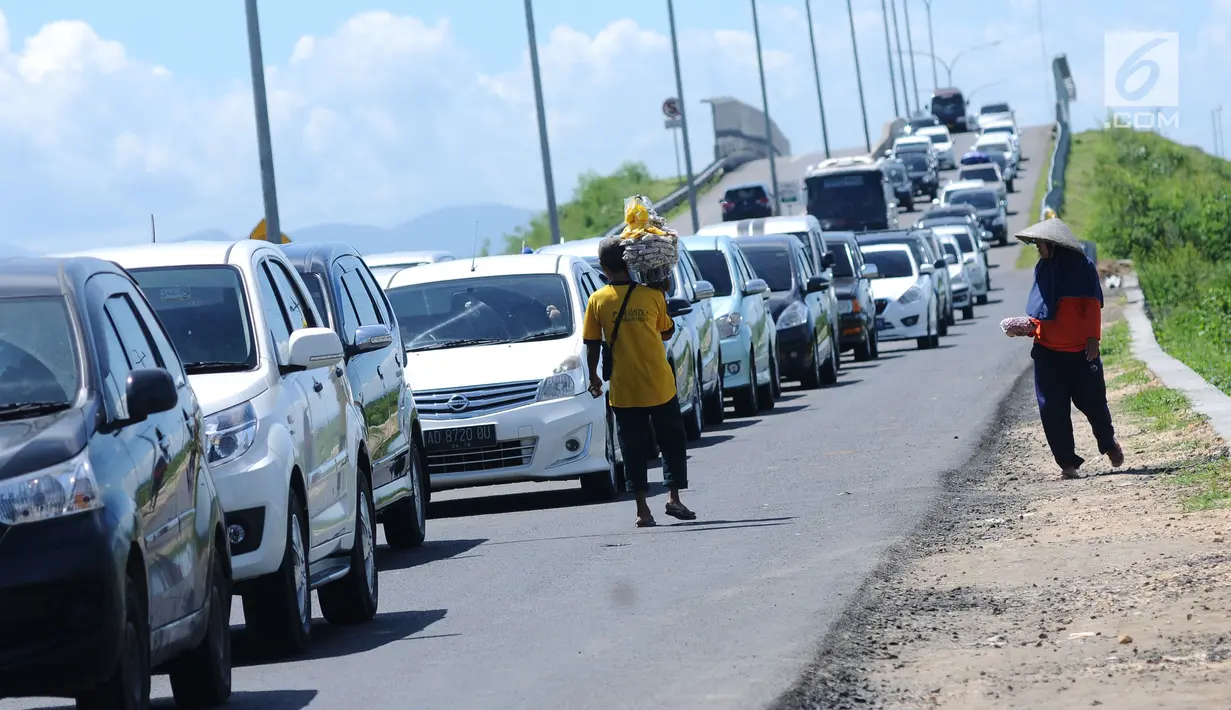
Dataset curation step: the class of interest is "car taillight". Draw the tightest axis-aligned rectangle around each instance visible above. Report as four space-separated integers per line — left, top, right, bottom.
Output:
721 201 734 209
757 197 769 205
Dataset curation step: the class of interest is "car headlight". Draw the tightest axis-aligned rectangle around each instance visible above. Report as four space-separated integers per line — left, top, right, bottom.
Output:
538 354 585 402
204 401 258 466
776 300 808 330
838 299 855 314
715 312 742 339
0 451 102 526
899 286 923 304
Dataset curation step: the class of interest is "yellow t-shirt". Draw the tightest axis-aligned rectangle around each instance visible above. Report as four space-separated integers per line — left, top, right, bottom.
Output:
582 283 677 409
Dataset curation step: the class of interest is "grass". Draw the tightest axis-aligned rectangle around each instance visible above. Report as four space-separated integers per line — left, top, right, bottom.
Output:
1016 131 1057 269
1168 458 1231 511
1121 386 1205 431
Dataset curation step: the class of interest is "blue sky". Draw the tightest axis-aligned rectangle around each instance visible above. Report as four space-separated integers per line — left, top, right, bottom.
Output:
0 1 1224 252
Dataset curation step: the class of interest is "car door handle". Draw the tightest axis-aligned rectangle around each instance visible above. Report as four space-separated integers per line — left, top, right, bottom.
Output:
376 366 384 380
334 366 344 378
313 380 324 393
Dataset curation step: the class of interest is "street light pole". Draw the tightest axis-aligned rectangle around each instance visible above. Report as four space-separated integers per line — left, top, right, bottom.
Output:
750 0 780 214
879 0 901 117
846 0 872 152
244 0 281 244
666 0 700 233
920 0 939 89
804 0 831 158
889 0 912 114
523 0 561 245
901 0 921 109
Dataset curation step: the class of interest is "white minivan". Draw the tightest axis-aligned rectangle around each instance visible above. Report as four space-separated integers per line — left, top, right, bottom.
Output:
376 253 646 500
63 240 377 655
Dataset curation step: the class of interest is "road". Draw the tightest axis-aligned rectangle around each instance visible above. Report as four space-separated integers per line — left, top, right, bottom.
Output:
6 127 1052 710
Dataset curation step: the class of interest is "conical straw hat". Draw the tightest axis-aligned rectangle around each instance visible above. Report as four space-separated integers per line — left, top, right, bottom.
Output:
1014 217 1084 253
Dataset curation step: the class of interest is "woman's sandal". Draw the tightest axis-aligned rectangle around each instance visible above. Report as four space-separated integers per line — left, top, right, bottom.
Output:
665 502 697 521
636 516 657 528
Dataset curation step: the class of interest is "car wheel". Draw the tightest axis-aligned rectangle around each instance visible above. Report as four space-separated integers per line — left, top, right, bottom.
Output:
383 442 428 549
582 408 622 500
1007 179 1015 192
702 357 725 424
853 328 873 362
169 544 233 708
930 304 942 348
684 373 704 441
819 339 838 386
732 348 759 417
945 302 956 327
242 490 311 657
917 304 935 350
962 305 976 320
800 339 823 389
319 472 379 625
976 294 989 306
938 306 950 336
757 347 776 411
77 573 150 710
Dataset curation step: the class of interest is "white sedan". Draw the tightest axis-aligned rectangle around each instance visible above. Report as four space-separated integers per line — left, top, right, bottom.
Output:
916 125 956 169
862 243 940 350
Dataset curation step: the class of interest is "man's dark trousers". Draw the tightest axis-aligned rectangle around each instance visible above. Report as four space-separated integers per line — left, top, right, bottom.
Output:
1031 343 1116 470
611 396 689 492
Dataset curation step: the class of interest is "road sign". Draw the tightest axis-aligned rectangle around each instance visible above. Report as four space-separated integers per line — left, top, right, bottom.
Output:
664 117 682 130
778 181 801 203
250 218 291 244
662 97 681 119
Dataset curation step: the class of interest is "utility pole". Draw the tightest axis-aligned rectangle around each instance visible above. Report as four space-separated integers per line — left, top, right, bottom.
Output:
804 0 832 158
666 0 701 233
244 0 282 245
750 0 780 214
523 0 561 244
901 0 921 110
879 0 901 117
889 0 912 114
920 0 938 90
847 0 872 151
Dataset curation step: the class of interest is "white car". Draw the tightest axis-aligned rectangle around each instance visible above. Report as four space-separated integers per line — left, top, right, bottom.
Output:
936 233 974 320
365 250 456 269
930 223 990 308
915 125 956 169
377 254 629 500
862 243 940 350
61 240 377 654
976 102 1014 131
891 135 937 163
955 162 1009 200
973 133 1018 178
980 118 1021 156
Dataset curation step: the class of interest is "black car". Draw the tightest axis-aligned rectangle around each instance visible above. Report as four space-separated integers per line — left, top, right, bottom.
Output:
822 232 880 361
857 229 953 337
737 235 838 389
0 257 232 707
282 243 428 548
930 87 968 132
883 158 914 211
943 186 1008 245
720 182 775 221
898 152 938 199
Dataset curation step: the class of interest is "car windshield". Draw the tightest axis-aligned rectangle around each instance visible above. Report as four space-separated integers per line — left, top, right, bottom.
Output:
978 140 1010 154
0 297 80 411
927 133 948 144
726 186 766 201
986 125 1014 135
932 95 963 112
938 229 976 252
961 167 1000 182
806 173 886 218
900 153 930 171
386 274 574 351
131 266 258 374
689 250 734 297
909 116 938 130
886 164 907 180
896 142 929 153
981 103 1010 114
741 247 795 292
863 250 915 279
947 190 998 210
830 242 856 278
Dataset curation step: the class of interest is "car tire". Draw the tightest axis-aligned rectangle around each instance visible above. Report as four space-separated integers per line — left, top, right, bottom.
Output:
998 233 1009 247
800 339 823 389
976 294 989 306
77 573 150 710
1007 179 1015 192
946 302 956 327
938 307 950 336
702 357 725 425
853 328 873 362
383 443 428 549
242 491 311 657
732 348 759 417
684 374 704 441
819 340 838 386
962 305 976 320
917 304 936 350
583 409 623 500
757 347 776 411
318 472 379 626
169 545 233 708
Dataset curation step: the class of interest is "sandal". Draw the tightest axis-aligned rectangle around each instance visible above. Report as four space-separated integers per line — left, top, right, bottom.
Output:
636 516 657 528
665 502 697 521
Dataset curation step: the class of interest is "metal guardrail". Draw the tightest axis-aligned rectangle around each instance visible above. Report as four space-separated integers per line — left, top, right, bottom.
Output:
601 156 727 238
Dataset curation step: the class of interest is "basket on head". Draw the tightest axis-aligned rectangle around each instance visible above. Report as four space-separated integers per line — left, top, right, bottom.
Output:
618 195 679 282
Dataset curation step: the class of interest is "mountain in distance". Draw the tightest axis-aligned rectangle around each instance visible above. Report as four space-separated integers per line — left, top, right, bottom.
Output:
170 204 535 256
0 243 33 258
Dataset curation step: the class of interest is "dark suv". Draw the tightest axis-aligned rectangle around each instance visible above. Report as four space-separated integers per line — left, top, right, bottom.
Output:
282 243 428 548
720 182 775 221
898 152 938 199
883 158 914 211
0 257 232 708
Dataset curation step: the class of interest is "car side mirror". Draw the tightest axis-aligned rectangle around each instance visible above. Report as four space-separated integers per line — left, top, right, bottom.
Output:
859 263 880 279
980 242 991 252
805 275 830 293
350 323 394 356
125 368 178 421
666 296 693 317
743 278 770 296
821 251 836 269
934 258 947 270
285 327 344 372
919 264 936 275
693 280 716 301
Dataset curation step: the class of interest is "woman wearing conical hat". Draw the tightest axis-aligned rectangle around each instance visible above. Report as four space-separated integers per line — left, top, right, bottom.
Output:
1006 217 1124 479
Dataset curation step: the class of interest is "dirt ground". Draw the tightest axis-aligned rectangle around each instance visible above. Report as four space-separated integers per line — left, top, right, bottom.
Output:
774 309 1231 710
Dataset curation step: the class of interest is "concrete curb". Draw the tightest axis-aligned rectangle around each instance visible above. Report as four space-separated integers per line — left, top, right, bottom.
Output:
1123 272 1231 445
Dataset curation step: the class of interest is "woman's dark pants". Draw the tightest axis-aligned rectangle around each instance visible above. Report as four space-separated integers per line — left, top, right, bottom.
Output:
1031 343 1117 470
612 396 689 493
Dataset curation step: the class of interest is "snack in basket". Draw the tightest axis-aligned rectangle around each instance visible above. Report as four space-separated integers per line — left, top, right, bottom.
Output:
1000 316 1037 338
619 195 679 287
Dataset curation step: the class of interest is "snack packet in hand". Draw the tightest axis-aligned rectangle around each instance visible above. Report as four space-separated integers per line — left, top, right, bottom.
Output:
1000 316 1036 338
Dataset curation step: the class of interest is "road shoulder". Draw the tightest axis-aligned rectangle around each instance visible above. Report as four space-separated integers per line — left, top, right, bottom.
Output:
772 303 1231 710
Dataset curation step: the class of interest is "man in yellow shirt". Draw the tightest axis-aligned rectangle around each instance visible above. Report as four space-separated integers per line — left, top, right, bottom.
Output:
583 237 696 527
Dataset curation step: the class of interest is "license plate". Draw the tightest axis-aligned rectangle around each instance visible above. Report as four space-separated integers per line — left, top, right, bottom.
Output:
875 317 887 330
424 424 497 451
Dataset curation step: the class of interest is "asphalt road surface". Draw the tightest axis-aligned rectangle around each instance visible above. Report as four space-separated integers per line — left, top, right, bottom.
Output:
7 126 1052 710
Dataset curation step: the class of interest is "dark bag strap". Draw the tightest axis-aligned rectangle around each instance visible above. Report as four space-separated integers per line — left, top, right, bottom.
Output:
608 283 637 350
